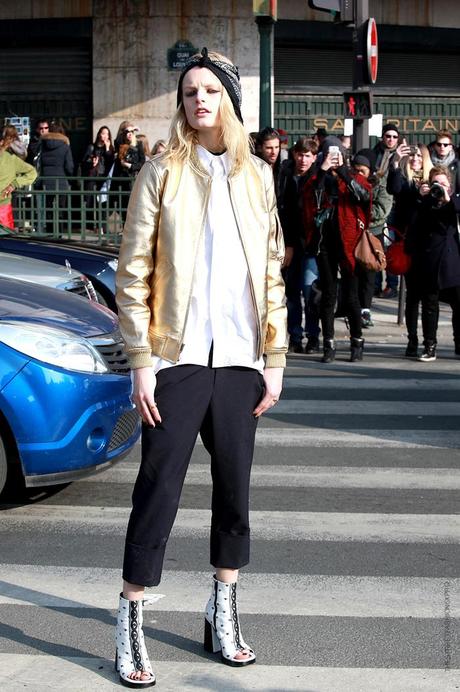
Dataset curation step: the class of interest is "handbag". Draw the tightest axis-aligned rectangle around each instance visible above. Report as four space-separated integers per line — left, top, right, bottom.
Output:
354 220 386 272
384 227 412 275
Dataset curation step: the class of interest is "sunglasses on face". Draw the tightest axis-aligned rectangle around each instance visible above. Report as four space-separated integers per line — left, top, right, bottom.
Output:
384 134 398 139
436 142 451 147
124 129 135 134
39 126 49 131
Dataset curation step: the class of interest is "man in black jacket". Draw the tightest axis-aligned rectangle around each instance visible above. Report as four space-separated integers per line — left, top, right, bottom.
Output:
278 137 319 353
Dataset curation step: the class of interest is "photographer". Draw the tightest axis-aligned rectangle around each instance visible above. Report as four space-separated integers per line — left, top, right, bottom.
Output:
405 166 460 361
302 136 372 363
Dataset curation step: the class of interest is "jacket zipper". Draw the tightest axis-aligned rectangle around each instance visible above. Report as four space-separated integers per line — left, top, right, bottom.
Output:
228 179 262 358
177 177 213 356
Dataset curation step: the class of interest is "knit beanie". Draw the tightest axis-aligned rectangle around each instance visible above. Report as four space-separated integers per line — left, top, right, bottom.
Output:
382 123 400 136
176 47 243 124
352 148 377 173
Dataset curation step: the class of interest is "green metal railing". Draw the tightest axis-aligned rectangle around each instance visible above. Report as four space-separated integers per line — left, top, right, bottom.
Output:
11 176 135 246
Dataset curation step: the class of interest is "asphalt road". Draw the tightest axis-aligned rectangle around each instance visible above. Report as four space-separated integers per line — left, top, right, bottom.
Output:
0 299 459 691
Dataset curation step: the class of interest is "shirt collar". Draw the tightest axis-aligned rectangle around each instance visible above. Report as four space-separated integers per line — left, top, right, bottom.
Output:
196 144 230 177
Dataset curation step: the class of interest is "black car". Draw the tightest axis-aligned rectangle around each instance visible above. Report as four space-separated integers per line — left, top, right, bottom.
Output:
0 225 118 311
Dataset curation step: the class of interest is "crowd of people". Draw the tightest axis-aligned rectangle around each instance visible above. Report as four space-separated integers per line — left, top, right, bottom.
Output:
0 118 167 233
2 113 459 363
254 124 460 364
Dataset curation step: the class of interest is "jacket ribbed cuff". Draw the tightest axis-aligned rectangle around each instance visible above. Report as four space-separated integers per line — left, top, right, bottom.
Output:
127 350 154 369
265 352 286 368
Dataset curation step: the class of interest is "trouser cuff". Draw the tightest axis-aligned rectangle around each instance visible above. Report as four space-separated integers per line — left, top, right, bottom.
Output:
123 542 166 587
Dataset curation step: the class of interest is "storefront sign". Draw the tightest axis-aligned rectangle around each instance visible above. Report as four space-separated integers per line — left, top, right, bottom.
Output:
313 116 459 134
167 41 197 70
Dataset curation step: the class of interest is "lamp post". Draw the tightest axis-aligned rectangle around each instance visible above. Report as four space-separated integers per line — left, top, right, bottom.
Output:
253 1 277 129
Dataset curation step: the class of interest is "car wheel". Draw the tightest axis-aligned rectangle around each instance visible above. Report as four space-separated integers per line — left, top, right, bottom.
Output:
0 429 24 500
95 289 109 307
0 434 8 496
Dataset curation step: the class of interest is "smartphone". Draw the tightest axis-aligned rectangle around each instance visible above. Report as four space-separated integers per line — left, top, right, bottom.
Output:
329 145 339 156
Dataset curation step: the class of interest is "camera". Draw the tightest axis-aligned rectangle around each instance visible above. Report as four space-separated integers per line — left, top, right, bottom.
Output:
409 146 418 155
430 182 445 201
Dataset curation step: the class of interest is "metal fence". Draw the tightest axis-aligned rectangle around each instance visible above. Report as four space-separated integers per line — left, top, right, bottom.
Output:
11 176 135 246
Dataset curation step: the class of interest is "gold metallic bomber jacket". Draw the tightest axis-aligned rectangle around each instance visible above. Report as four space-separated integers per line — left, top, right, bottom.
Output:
115 150 288 370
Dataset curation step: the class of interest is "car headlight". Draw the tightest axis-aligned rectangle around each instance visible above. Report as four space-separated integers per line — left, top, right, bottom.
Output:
0 322 109 373
108 259 118 271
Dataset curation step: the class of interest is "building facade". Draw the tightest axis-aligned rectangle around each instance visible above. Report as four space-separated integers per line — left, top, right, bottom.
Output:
0 0 459 162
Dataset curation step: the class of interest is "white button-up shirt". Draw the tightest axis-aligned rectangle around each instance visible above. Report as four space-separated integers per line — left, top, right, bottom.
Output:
151 144 264 374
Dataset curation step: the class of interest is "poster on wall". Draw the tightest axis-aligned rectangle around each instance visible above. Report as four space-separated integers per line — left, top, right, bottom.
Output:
4 116 31 146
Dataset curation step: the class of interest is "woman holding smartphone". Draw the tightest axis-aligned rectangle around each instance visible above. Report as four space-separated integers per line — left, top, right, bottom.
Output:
303 136 372 362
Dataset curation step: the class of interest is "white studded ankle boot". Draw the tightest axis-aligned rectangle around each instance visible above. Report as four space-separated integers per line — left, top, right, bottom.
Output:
115 593 157 688
204 575 256 667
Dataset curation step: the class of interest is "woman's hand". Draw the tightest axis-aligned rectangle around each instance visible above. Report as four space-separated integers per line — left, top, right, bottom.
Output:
132 367 162 427
419 183 430 196
321 151 335 171
283 246 294 268
1 184 14 199
394 140 411 163
253 367 284 418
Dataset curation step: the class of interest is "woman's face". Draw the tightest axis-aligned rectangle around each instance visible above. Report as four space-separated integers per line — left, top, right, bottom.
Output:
409 149 422 171
99 128 109 143
124 127 136 144
182 67 223 133
431 173 451 195
353 164 370 179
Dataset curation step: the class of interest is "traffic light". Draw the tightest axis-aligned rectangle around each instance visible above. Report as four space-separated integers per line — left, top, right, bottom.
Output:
307 0 354 22
343 91 373 119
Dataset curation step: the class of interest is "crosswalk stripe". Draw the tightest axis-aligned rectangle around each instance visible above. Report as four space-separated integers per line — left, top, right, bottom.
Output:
0 565 458 618
252 428 460 448
3 505 460 542
85 464 460 490
283 376 460 390
269 400 460 414
1 656 458 692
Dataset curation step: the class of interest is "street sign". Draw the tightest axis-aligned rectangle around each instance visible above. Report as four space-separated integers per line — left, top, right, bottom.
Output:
366 18 378 84
344 91 373 119
167 41 197 70
307 0 354 22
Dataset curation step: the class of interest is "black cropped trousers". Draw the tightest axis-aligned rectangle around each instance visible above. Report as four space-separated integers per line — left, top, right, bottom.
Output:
122 364 263 587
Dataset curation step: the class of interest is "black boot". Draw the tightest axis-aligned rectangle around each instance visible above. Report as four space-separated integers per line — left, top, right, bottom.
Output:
418 341 436 362
305 335 320 354
350 337 364 362
321 339 336 363
405 335 418 358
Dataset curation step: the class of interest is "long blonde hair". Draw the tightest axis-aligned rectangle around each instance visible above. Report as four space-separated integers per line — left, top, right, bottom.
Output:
163 52 251 175
401 143 432 183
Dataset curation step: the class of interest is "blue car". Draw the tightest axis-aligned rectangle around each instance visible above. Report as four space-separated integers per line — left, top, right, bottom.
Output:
0 224 118 311
0 276 140 496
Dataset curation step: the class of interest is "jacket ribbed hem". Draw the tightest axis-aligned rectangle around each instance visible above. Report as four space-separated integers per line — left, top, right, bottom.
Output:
265 352 286 368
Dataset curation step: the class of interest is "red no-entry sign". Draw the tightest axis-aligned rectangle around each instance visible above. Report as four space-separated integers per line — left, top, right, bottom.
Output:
366 18 378 84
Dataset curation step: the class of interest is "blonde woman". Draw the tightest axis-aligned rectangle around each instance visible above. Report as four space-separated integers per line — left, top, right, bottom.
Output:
115 48 287 687
150 138 166 156
387 142 433 356
0 126 37 229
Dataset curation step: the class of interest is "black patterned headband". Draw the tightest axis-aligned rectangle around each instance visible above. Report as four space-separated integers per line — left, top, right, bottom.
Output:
176 47 243 124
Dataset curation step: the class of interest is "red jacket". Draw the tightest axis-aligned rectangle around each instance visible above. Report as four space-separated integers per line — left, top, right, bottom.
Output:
303 167 372 273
